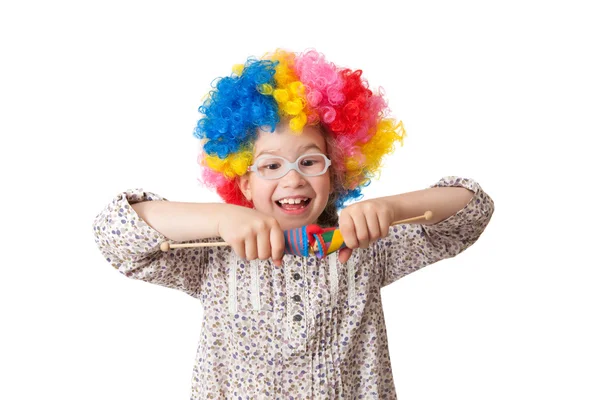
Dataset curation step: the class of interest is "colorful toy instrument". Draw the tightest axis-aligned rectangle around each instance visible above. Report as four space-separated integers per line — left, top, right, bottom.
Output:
160 211 433 258
283 224 345 258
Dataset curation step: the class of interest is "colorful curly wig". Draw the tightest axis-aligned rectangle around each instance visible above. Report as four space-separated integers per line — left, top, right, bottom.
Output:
194 49 406 209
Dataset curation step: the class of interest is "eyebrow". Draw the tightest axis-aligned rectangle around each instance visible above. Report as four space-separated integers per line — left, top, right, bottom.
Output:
255 144 324 158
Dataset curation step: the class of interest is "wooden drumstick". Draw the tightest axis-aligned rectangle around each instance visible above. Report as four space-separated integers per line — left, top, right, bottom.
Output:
159 210 433 251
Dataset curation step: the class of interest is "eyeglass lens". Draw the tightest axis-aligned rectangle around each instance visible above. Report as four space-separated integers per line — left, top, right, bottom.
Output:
255 154 328 179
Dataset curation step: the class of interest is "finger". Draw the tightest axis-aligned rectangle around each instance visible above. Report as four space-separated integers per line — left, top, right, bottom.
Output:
231 239 246 260
352 213 370 249
256 229 271 260
338 247 353 264
339 213 358 249
365 211 381 241
379 213 392 238
270 227 285 267
244 237 258 261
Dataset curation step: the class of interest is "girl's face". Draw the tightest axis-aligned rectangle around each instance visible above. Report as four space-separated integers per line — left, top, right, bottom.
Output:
239 123 332 231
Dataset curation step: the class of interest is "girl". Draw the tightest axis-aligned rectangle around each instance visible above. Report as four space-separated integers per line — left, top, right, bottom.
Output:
93 49 494 399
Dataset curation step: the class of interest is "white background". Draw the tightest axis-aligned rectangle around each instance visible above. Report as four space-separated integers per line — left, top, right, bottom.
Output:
1 0 599 399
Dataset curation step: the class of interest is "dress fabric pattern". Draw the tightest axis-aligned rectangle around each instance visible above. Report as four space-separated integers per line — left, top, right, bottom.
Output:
92 176 494 399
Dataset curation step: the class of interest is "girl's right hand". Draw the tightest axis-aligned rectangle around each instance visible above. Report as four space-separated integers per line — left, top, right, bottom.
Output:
217 206 285 267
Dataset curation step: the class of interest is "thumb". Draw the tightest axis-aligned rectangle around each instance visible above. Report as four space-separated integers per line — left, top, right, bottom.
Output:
338 247 353 264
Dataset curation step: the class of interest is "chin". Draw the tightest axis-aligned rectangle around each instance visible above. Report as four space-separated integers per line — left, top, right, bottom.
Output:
279 215 318 231
279 219 307 231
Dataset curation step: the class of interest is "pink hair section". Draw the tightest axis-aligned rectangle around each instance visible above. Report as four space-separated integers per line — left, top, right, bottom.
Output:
196 156 253 207
294 50 345 120
294 50 389 174
199 166 228 189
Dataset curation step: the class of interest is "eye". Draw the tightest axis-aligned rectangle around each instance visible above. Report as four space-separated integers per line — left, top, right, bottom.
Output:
300 156 324 166
257 162 282 170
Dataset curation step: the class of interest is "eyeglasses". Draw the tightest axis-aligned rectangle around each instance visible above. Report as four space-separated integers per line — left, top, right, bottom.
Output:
247 153 332 180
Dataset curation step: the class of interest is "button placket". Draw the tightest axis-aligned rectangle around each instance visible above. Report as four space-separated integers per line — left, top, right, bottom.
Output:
286 258 306 341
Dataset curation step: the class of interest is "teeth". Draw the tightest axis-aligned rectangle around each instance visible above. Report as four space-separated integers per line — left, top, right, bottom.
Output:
278 197 308 204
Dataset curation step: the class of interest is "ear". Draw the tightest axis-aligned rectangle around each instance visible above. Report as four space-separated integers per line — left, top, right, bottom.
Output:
237 175 252 202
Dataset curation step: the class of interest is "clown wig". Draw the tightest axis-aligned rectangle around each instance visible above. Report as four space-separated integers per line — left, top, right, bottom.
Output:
194 49 406 212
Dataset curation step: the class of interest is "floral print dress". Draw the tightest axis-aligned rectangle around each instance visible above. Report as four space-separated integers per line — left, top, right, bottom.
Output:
93 176 494 399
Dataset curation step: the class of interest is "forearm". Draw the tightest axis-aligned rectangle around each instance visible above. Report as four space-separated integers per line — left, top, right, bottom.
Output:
131 201 229 242
381 186 474 225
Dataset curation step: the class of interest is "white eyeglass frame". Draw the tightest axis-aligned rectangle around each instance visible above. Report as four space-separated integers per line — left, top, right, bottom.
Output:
247 153 332 180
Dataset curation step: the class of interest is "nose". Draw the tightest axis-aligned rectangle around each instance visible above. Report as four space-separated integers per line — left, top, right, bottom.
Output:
280 169 306 188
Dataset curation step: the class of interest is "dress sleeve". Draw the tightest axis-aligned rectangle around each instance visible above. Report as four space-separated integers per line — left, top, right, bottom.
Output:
378 176 495 288
92 188 215 299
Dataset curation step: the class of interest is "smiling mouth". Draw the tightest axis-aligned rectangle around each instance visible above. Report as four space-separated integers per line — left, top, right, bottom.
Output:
276 198 312 211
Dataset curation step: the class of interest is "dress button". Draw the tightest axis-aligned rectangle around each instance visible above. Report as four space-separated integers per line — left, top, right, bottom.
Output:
292 294 301 302
293 273 301 280
293 314 302 322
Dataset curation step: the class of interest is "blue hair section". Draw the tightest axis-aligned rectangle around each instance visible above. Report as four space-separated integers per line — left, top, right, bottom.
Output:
194 59 281 158
333 175 372 208
336 187 364 209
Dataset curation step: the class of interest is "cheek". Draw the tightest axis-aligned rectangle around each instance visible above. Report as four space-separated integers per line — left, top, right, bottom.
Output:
250 180 276 204
317 175 332 196
254 191 271 204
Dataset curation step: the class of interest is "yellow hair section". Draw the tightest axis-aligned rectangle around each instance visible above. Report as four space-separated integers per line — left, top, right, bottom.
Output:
205 149 253 179
263 50 310 134
232 64 244 76
343 119 406 189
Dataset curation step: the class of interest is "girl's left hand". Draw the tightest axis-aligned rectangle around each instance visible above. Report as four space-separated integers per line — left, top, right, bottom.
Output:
337 198 395 263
